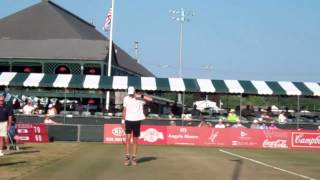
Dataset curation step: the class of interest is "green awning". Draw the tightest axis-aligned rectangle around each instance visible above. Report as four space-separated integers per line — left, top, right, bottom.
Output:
0 72 319 96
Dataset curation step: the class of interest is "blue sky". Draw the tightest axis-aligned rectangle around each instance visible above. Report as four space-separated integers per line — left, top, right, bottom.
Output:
1 0 319 82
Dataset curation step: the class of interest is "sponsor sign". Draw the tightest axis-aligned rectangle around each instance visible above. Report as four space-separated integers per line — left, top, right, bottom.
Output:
103 124 125 144
262 139 288 149
167 126 201 145
104 124 167 145
103 124 320 150
291 132 320 148
139 126 167 145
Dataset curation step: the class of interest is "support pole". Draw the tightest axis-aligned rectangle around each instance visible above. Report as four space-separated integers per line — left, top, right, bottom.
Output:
105 0 115 111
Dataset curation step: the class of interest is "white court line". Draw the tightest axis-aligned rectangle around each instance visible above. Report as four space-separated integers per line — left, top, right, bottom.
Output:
219 149 316 180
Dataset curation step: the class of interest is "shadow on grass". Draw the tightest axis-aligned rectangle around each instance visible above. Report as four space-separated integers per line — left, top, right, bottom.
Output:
137 156 157 164
0 161 28 167
19 146 34 150
7 150 40 156
231 159 243 180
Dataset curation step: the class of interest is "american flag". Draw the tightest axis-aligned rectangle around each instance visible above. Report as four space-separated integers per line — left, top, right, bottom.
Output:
102 8 112 32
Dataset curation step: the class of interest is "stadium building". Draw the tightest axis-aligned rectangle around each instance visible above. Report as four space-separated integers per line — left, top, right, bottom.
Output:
0 0 154 109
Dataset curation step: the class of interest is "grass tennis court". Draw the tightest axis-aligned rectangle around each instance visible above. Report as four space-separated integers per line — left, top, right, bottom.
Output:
0 143 319 180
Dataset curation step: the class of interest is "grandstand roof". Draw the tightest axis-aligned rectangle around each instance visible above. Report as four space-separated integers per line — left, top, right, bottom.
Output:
0 0 153 76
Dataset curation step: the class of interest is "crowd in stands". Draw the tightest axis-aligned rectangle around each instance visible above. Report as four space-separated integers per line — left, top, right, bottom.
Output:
10 95 314 128
163 103 300 129
14 99 61 124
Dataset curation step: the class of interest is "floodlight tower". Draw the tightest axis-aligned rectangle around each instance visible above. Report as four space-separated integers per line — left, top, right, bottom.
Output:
169 8 194 78
169 8 194 104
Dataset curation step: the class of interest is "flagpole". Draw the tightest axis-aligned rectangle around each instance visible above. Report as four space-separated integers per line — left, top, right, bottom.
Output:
106 0 115 111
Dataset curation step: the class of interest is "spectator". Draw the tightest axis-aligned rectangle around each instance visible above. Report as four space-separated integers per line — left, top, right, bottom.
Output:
198 119 212 127
13 99 21 110
34 100 44 115
278 111 287 124
266 106 274 118
242 105 255 119
214 119 226 128
162 102 172 115
268 121 278 129
22 100 34 115
235 106 241 116
47 104 57 117
169 120 176 126
227 109 239 123
261 109 273 121
190 105 202 119
44 114 58 124
258 118 268 129
0 95 12 156
171 102 180 117
231 119 246 128
55 100 62 114
250 119 260 129
284 107 292 119
44 99 52 114
255 107 262 118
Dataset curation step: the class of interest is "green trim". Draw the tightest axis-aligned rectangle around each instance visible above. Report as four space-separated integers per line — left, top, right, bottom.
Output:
69 75 85 89
9 88 104 98
156 78 170 91
39 74 57 87
239 80 258 94
212 80 228 93
266 81 286 95
12 62 42 66
183 79 200 92
128 76 141 90
99 76 113 89
9 73 29 86
293 82 313 96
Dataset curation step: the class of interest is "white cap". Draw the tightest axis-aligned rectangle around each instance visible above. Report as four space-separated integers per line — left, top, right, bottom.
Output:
128 86 135 95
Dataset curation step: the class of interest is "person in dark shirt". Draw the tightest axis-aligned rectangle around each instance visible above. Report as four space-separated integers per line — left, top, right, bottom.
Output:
55 100 62 114
171 102 180 117
190 105 202 119
0 95 12 156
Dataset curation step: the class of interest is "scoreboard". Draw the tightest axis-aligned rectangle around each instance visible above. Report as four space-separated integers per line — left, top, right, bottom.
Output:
16 123 49 143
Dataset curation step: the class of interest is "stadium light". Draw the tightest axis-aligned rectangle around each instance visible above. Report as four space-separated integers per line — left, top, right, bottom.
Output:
169 8 194 78
169 8 194 105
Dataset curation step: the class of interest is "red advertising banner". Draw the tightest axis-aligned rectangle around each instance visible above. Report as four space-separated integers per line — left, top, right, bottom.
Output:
103 124 125 144
103 124 320 150
139 125 167 145
103 124 167 145
167 126 203 146
291 131 320 149
16 123 49 143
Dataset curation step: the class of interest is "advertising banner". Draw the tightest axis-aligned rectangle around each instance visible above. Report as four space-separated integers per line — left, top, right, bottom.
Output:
103 124 125 144
291 131 320 149
103 124 320 150
103 124 167 145
139 125 167 145
167 126 202 146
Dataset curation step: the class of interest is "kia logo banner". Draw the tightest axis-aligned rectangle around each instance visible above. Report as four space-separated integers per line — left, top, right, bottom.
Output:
104 124 320 150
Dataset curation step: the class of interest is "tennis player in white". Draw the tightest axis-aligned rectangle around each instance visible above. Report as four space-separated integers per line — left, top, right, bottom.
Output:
122 86 152 166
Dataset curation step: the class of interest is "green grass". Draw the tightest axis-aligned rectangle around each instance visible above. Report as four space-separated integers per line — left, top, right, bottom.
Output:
0 143 319 180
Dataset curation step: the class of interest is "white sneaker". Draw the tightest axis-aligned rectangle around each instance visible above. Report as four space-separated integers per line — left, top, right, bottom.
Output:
0 152 4 156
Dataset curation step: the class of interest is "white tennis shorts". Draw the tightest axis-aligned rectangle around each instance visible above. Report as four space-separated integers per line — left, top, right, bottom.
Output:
0 121 8 137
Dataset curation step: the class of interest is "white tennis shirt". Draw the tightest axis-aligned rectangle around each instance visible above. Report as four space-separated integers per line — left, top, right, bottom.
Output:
123 95 145 121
